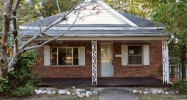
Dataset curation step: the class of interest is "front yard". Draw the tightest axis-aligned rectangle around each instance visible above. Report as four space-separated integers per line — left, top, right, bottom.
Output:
0 94 99 100
131 87 187 100
1 87 187 100
136 94 187 100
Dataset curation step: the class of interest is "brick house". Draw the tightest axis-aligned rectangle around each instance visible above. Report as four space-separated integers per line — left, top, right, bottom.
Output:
19 1 170 85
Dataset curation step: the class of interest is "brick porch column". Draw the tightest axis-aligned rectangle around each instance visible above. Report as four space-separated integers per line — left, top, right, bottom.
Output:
92 40 97 85
162 40 170 84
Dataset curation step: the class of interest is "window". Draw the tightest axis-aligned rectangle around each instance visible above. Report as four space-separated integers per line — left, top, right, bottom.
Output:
51 47 79 65
128 46 142 64
121 45 149 66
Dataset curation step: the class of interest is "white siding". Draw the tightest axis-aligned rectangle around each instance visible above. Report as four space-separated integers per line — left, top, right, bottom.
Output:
60 5 128 25
79 46 85 65
121 45 128 65
143 44 150 65
44 46 50 66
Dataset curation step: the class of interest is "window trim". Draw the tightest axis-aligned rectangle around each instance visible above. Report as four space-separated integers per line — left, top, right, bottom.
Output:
51 47 79 66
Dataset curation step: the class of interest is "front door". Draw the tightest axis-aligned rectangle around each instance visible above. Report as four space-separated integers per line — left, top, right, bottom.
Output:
100 44 113 77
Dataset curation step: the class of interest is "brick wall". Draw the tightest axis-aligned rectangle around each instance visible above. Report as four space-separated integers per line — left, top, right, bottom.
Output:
33 42 93 78
33 41 162 78
113 41 162 78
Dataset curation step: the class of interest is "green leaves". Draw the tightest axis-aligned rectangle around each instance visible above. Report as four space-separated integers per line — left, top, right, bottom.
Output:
0 49 40 96
105 0 151 18
172 80 187 94
38 0 81 17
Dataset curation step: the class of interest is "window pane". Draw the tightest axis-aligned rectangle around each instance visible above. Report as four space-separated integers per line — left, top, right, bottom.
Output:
51 47 79 66
51 48 57 65
128 46 142 64
128 56 142 64
58 48 66 65
73 48 79 65
66 48 73 65
128 46 141 55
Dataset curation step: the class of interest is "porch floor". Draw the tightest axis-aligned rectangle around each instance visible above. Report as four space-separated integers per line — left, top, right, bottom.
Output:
40 77 172 87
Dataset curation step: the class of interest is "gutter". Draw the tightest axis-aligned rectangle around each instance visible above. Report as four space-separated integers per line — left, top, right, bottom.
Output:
22 33 170 37
19 26 165 30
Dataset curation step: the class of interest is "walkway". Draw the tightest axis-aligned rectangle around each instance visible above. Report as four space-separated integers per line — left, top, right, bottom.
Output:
98 87 140 100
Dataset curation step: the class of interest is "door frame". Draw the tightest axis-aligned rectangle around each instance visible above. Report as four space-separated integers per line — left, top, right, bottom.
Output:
100 43 114 77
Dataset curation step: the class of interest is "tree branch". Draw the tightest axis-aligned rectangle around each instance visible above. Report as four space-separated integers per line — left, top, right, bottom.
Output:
13 0 21 11
56 0 61 13
23 2 85 51
19 1 83 50
10 0 20 53
20 0 98 51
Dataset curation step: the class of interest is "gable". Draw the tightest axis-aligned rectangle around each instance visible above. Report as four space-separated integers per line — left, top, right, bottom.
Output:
59 2 137 26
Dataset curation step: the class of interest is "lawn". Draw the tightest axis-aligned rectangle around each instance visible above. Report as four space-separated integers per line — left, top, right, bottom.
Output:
0 94 99 100
136 94 187 100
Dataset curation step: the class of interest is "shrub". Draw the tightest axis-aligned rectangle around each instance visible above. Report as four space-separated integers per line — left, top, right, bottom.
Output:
0 78 10 94
0 49 40 97
172 80 187 94
11 81 36 97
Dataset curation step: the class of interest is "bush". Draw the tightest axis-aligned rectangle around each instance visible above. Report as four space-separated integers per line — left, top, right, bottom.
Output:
172 80 187 94
0 49 40 97
0 78 10 94
11 81 36 97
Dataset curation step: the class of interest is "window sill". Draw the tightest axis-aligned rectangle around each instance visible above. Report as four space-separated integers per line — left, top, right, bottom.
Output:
122 65 150 67
45 65 85 67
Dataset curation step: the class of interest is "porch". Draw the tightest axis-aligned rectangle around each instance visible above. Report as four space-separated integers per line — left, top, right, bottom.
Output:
40 77 172 87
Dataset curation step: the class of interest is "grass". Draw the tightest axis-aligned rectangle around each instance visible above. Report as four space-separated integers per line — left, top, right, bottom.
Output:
136 94 187 100
0 94 99 100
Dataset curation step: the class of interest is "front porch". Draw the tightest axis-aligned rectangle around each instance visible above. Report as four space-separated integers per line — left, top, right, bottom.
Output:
40 77 172 87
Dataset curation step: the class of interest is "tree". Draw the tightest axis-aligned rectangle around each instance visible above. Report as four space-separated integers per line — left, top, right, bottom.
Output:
0 2 3 31
104 0 152 18
0 0 98 81
37 0 80 17
150 0 187 81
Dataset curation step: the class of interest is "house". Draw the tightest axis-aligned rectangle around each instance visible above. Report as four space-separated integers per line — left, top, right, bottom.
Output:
19 1 170 85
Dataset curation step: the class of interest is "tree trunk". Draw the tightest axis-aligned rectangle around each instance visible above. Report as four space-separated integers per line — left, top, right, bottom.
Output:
180 44 186 81
0 0 13 79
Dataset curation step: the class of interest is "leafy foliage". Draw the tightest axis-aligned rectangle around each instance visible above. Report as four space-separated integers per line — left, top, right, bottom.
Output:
172 80 187 94
104 0 152 18
150 1 187 80
0 49 39 96
11 81 36 97
36 0 81 17
0 78 10 94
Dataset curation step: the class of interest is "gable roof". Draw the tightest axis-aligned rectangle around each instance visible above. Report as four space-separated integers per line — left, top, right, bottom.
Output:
19 1 169 40
119 12 164 27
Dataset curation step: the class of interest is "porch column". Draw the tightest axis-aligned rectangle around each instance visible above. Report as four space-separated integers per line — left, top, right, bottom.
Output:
162 40 169 84
92 40 97 85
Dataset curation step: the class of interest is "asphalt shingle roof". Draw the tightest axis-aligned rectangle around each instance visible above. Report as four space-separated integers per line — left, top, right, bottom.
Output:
20 12 162 27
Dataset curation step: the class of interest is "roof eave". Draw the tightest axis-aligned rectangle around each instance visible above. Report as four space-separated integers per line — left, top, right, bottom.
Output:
20 34 170 41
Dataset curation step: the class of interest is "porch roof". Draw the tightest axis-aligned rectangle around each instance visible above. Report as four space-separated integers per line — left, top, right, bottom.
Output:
19 29 163 35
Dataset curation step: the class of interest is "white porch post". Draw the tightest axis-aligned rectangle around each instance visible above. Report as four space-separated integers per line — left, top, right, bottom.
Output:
92 40 97 85
162 40 169 84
